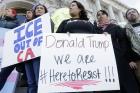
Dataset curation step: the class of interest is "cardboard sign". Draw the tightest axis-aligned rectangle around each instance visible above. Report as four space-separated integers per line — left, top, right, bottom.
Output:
0 28 19 93
38 33 120 93
2 13 52 68
0 27 10 69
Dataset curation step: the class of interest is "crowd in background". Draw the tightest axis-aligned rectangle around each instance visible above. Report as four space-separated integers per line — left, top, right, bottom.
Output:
0 0 140 93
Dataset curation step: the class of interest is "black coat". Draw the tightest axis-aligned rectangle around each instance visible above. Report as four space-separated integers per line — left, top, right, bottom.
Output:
97 24 139 93
56 18 96 33
0 16 19 29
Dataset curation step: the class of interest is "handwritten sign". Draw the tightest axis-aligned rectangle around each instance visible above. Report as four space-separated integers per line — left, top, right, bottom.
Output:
38 33 120 93
0 27 10 69
2 13 52 68
0 28 18 93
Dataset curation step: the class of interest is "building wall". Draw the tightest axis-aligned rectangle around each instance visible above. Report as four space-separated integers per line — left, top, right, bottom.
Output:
0 0 129 22
43 0 129 22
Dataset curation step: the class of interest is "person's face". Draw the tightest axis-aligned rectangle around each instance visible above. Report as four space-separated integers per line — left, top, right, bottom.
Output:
69 2 81 17
97 11 108 22
6 9 14 17
26 11 33 20
35 5 46 16
127 9 139 22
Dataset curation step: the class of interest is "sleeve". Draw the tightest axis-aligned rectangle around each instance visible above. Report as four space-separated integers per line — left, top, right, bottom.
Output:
124 28 140 62
92 21 98 34
5 20 19 29
50 19 54 33
123 28 134 62
0 20 6 28
116 26 130 60
56 20 67 33
116 27 137 63
0 16 19 29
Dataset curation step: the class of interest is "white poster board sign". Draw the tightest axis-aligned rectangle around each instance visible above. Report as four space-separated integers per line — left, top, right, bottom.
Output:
0 28 18 93
38 33 120 93
0 27 10 68
2 13 52 68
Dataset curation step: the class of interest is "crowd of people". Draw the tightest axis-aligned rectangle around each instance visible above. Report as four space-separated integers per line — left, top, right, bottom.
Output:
0 0 140 93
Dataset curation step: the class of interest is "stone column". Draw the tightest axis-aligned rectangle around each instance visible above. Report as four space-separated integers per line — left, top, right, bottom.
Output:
34 0 39 3
108 5 115 20
118 11 124 22
95 0 101 11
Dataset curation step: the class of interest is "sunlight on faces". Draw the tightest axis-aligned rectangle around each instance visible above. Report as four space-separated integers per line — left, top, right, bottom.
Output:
26 10 33 20
35 5 46 16
6 8 15 17
97 11 109 23
69 2 81 18
127 9 139 22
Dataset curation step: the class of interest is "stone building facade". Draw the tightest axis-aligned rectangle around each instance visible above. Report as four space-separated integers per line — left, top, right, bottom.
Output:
0 0 129 22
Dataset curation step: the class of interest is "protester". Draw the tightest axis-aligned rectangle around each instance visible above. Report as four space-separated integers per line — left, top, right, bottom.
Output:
24 4 54 93
56 1 96 93
0 8 20 90
125 8 140 90
25 9 33 22
56 0 95 34
96 10 139 93
0 8 19 29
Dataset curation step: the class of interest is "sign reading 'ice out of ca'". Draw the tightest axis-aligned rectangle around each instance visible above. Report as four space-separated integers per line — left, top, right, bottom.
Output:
2 13 52 68
38 33 120 93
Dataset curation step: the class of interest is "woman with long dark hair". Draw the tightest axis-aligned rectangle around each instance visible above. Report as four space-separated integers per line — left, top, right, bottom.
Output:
57 0 95 33
25 9 33 22
56 1 95 93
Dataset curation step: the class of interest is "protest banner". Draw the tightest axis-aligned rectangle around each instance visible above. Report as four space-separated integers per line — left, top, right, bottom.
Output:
2 13 52 68
0 27 10 68
0 27 19 93
38 33 120 93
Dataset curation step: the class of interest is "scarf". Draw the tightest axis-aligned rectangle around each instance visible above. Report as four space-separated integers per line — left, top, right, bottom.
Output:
125 21 140 55
98 20 110 30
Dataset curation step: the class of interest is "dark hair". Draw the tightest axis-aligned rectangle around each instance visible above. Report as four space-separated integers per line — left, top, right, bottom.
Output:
25 9 33 22
125 8 139 19
71 0 89 20
26 9 33 14
96 10 108 17
33 4 48 18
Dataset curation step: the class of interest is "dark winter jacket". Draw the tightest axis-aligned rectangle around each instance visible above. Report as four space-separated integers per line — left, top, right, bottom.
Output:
97 24 127 58
96 23 139 93
0 16 19 29
56 18 96 33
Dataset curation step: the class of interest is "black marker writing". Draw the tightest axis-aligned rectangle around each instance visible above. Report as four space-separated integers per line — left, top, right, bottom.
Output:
54 54 71 65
